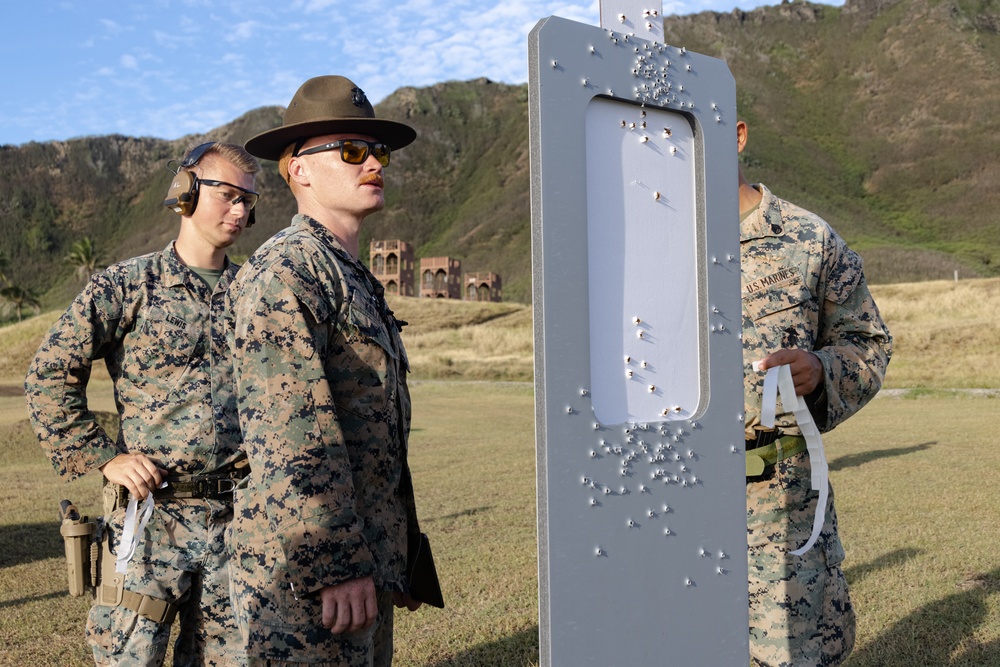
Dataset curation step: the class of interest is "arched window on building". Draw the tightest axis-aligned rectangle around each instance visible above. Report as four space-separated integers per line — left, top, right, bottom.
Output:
372 254 385 274
423 270 434 288
386 253 398 274
434 269 448 292
386 281 399 295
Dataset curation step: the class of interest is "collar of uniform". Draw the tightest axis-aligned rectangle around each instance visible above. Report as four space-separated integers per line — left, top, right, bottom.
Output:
215 257 240 293
162 241 190 288
291 214 390 308
292 214 362 265
161 241 238 293
739 183 784 242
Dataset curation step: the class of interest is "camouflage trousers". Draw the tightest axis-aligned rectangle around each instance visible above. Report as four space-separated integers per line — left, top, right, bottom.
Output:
229 566 395 667
87 499 245 666
747 452 855 667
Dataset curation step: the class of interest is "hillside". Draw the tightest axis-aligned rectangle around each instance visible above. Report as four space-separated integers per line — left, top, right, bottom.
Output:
663 0 1000 283
0 0 997 313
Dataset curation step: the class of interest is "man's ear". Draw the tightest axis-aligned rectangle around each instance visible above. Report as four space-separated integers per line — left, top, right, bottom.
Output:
287 155 309 186
736 120 748 155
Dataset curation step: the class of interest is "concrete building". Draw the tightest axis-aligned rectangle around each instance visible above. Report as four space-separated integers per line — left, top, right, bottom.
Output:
420 256 462 299
369 239 415 296
464 272 503 302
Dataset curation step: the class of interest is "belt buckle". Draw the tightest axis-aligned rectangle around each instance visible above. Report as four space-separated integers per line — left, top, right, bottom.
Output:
187 474 237 500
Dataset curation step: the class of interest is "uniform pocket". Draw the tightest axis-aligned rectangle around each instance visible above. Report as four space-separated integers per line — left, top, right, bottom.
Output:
326 297 397 422
126 308 202 400
345 297 396 361
743 268 811 322
743 269 816 351
135 309 200 363
85 601 142 659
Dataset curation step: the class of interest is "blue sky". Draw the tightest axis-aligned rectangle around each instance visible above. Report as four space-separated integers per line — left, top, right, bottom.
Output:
1 0 839 146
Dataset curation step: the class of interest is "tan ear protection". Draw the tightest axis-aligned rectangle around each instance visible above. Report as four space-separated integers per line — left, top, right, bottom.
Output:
163 168 200 216
163 142 214 216
162 142 256 227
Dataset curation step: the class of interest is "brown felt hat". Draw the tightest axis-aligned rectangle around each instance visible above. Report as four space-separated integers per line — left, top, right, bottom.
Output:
244 75 416 161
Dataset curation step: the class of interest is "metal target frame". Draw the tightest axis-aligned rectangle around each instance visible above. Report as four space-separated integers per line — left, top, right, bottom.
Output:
529 12 749 666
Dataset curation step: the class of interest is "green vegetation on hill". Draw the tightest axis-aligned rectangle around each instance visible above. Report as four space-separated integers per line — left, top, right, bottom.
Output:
0 0 997 317
664 0 1000 282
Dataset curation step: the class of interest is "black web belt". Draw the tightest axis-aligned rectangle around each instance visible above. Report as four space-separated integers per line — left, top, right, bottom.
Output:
120 463 250 503
155 471 246 501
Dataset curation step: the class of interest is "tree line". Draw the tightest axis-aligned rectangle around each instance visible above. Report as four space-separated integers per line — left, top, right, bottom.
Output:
0 238 102 324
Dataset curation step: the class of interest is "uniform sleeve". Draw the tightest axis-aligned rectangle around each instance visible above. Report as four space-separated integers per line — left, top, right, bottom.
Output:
230 269 374 595
23 272 123 479
809 233 892 432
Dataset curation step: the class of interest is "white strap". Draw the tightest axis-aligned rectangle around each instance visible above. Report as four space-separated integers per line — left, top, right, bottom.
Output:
754 362 828 556
115 483 165 574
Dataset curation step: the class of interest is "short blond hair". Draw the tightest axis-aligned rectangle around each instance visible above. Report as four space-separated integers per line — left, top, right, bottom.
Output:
183 142 260 176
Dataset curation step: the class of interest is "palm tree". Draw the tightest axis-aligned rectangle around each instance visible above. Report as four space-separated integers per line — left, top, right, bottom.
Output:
65 237 103 282
0 285 41 323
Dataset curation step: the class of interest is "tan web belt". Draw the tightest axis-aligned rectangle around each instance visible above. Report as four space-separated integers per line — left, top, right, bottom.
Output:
96 535 178 624
118 588 178 624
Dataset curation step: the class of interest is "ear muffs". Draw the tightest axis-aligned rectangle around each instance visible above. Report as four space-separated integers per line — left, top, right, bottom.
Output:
163 142 215 216
162 141 256 227
163 169 200 216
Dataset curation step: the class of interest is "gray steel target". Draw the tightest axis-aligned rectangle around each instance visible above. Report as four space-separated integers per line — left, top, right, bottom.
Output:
529 12 749 666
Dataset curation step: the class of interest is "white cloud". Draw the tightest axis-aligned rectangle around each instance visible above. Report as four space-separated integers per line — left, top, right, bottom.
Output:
2 0 841 145
98 18 125 35
74 86 104 103
227 20 256 42
295 0 341 12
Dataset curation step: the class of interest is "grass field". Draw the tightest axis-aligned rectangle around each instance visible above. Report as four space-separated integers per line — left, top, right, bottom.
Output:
2 384 998 666
1 278 999 665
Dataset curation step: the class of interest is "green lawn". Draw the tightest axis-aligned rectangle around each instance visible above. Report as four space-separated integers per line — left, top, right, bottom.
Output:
1 383 998 666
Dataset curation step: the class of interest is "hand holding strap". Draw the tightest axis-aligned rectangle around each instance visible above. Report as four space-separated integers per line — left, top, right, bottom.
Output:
755 361 828 556
115 482 166 574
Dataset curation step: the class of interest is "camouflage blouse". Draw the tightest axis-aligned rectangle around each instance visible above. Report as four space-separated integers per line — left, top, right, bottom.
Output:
741 185 892 438
226 214 418 601
24 243 242 479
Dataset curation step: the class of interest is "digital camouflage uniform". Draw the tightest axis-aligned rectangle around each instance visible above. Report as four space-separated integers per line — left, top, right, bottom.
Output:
25 242 245 666
226 214 419 667
742 185 891 667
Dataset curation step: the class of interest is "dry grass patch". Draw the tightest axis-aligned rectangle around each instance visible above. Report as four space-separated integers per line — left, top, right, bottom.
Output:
0 311 57 382
5 279 1000 391
872 278 1000 389
396 300 534 382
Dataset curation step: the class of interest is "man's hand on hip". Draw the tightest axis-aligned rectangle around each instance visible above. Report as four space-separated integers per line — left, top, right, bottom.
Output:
99 453 168 501
321 577 378 634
